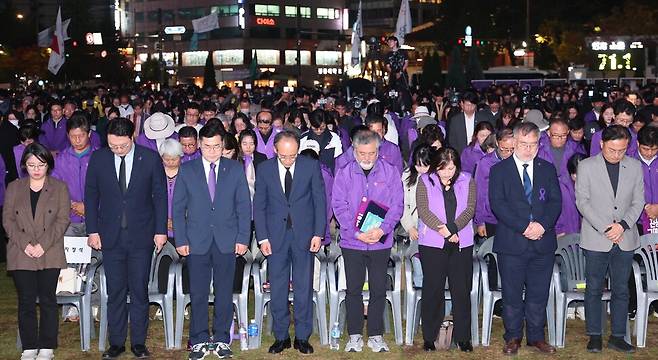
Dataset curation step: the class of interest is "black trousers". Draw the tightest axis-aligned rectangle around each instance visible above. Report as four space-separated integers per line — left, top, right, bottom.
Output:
13 268 61 350
419 243 473 342
342 247 391 337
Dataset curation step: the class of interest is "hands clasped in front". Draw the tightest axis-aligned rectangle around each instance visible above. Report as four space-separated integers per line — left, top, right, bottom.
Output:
357 228 385 244
605 223 625 244
24 244 45 258
259 236 322 257
523 221 545 240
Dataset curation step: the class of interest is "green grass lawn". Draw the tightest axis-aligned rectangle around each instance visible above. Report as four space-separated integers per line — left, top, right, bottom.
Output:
1 262 658 359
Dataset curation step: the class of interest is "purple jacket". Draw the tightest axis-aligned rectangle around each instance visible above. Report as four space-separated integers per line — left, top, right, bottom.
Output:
556 174 580 235
39 117 69 152
255 127 281 159
633 152 658 228
135 132 179 152
537 140 586 180
474 151 501 226
181 149 201 163
51 145 96 223
460 143 486 176
13 144 26 179
337 126 351 153
332 157 403 251
0 155 5 205
321 163 334 245
590 128 637 157
166 175 177 238
418 172 474 249
335 140 404 175
90 131 101 149
583 110 598 123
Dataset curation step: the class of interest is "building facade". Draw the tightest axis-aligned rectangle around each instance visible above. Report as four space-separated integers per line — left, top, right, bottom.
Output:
120 0 349 87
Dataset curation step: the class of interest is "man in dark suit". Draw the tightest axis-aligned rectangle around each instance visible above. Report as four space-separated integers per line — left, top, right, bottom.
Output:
173 124 252 360
85 117 168 359
253 130 326 354
447 91 490 154
489 122 562 355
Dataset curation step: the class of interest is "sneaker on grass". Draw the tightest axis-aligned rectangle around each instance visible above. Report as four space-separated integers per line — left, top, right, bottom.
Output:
344 334 364 352
189 342 212 360
214 342 233 358
367 335 389 352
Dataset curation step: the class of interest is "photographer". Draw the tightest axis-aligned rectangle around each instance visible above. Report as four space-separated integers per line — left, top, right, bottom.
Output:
384 36 409 90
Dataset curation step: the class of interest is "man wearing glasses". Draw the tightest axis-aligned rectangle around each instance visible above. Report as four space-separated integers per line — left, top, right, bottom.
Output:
84 117 168 359
537 117 587 236
254 111 281 159
576 125 644 353
489 122 562 355
176 103 204 133
172 123 251 359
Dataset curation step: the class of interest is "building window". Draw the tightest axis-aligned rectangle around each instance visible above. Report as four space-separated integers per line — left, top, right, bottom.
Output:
213 50 244 65
254 4 280 17
317 8 339 20
211 5 239 17
316 51 341 66
285 50 311 65
253 49 280 65
182 51 209 67
285 6 311 18
177 8 206 20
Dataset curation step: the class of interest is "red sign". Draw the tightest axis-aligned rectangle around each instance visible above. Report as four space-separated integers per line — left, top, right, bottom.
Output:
256 17 276 26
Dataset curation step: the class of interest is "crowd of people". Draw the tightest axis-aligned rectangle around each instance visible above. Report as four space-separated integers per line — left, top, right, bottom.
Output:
1 78 658 360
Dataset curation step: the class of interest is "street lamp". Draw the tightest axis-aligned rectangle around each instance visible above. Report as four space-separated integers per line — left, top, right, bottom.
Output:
16 13 24 20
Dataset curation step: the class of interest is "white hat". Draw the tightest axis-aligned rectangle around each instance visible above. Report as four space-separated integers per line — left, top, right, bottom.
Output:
300 139 321 155
413 106 431 118
144 112 176 140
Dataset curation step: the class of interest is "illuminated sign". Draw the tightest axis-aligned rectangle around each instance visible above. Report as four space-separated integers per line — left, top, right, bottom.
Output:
597 53 636 71
164 26 186 35
256 17 276 26
591 40 644 51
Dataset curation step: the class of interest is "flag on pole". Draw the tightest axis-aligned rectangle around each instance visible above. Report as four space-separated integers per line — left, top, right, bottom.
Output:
48 7 65 75
37 18 71 47
395 0 412 46
189 33 199 51
192 13 219 34
350 0 363 66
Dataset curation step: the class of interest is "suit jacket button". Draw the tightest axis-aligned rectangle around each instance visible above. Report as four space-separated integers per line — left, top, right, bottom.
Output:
614 206 618 210
211 207 215 211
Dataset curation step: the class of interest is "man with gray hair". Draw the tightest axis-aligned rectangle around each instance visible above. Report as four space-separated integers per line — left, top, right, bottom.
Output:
489 122 562 355
332 129 403 353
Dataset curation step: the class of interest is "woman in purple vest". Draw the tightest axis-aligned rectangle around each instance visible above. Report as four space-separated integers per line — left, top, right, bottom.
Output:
416 147 476 352
460 121 494 175
14 122 41 179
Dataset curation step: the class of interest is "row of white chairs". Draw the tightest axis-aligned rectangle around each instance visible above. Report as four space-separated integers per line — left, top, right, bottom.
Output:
37 233 658 351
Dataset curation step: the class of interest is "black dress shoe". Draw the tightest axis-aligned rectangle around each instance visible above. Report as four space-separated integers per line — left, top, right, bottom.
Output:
293 338 314 354
130 344 150 359
608 336 635 353
268 338 291 354
102 345 125 359
423 341 436 351
458 341 473 352
587 335 602 353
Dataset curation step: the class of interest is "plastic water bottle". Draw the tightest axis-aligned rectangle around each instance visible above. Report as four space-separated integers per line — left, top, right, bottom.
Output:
239 323 248 351
330 322 341 350
247 319 259 349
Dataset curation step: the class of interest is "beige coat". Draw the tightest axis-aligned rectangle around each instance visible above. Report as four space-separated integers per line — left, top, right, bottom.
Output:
3 176 70 271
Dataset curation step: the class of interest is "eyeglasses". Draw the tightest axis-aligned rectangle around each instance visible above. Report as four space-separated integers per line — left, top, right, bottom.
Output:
109 143 131 151
278 154 297 161
201 144 223 151
499 147 515 154
517 142 539 150
26 163 47 170
181 143 197 149
549 134 568 140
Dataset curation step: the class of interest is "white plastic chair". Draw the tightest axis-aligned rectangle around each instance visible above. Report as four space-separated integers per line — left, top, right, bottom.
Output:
403 241 480 346
632 234 658 348
326 240 404 345
173 248 253 349
251 245 329 348
478 237 556 347
552 233 630 347
98 242 178 350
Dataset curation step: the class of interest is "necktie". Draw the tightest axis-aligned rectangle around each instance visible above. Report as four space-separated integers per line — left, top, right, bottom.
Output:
119 156 127 228
285 167 292 199
522 163 532 204
208 162 216 202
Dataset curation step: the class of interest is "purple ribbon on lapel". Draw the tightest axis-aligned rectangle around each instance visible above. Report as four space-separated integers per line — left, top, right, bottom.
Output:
539 188 546 201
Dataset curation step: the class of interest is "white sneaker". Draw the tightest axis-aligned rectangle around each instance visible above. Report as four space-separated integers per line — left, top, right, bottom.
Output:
344 334 363 352
36 349 54 360
367 335 389 352
20 349 38 360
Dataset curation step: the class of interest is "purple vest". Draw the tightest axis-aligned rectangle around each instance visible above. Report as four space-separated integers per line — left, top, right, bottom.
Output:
460 143 485 176
590 128 638 157
135 132 179 152
181 149 201 163
634 153 658 229
321 163 334 245
556 175 580 234
13 144 26 179
39 117 69 152
51 146 95 223
474 151 501 225
255 128 281 159
418 172 474 249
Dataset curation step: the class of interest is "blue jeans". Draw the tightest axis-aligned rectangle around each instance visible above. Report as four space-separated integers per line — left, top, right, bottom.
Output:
583 245 633 337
